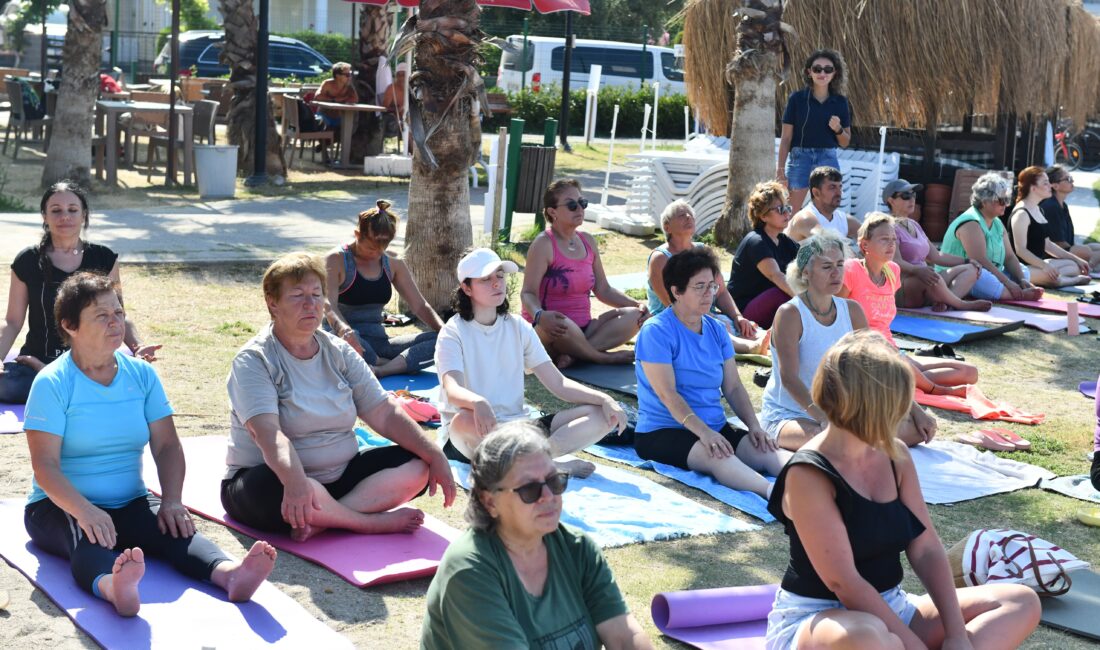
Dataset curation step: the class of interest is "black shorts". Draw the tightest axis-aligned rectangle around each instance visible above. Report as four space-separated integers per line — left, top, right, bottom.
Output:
220 445 423 533
443 413 557 464
633 422 749 470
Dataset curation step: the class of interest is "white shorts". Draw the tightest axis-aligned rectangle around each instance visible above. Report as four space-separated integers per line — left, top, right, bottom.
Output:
765 585 920 650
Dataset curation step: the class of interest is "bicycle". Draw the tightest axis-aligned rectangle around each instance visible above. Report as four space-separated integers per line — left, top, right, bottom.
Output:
1054 127 1082 170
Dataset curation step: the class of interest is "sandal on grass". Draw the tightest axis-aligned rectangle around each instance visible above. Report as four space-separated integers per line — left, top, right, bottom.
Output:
954 430 1016 452
1077 291 1100 305
975 427 1031 451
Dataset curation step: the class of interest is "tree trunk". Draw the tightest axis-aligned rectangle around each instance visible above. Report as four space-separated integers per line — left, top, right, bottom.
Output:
41 0 107 188
405 0 483 311
713 0 788 247
349 6 391 162
218 0 285 176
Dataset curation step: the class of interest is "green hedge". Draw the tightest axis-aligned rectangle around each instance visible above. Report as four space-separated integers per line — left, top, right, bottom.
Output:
277 31 355 65
483 85 690 139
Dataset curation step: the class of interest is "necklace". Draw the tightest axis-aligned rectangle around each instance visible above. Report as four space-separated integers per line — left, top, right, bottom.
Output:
803 292 835 319
555 230 577 251
54 245 83 256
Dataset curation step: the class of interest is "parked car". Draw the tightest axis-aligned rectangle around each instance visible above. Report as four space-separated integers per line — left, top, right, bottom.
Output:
154 31 332 79
497 36 685 95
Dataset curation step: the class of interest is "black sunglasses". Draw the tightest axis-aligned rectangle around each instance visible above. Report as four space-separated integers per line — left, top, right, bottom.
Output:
811 65 835 74
556 198 589 211
770 204 793 215
495 472 570 504
892 191 915 201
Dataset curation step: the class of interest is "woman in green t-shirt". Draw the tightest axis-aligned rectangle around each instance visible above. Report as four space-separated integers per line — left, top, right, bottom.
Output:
421 422 652 650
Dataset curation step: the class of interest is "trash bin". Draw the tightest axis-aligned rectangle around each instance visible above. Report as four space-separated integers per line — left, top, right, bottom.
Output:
194 144 238 199
514 144 557 214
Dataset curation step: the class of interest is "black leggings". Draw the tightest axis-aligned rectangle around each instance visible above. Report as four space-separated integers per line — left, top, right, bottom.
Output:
1091 452 1099 492
24 494 229 596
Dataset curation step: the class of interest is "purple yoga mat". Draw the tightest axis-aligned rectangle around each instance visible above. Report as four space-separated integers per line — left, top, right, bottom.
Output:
1001 298 1100 319
651 584 778 649
1081 381 1098 399
901 305 1084 333
0 402 24 434
0 499 353 649
142 436 459 587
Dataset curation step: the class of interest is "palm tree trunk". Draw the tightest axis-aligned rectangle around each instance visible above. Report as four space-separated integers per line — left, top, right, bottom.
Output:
349 6 391 162
41 0 107 187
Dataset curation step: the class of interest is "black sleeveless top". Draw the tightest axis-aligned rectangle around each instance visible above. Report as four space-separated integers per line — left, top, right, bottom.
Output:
1007 207 1050 261
766 449 926 600
337 246 393 307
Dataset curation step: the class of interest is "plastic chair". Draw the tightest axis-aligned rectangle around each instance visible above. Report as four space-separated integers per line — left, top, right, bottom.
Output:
2 80 51 159
281 94 334 169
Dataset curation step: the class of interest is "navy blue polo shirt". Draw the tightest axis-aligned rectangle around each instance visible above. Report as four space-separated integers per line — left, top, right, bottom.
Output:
782 88 851 149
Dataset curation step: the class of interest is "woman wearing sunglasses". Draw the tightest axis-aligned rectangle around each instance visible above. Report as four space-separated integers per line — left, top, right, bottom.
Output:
728 181 800 329
422 422 651 649
938 173 1044 302
885 179 993 312
1006 166 1092 289
1040 165 1100 270
635 247 790 498
776 49 851 211
522 179 648 368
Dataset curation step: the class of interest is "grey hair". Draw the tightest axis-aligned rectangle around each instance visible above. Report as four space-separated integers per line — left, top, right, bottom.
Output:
970 173 1012 209
786 229 850 293
465 420 552 532
659 199 694 236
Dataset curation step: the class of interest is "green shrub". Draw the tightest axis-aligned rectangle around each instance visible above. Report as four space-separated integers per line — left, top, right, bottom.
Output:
278 31 354 66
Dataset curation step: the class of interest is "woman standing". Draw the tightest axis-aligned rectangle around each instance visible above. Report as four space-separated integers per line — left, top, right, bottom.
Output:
1007 166 1090 289
522 179 647 367
728 181 800 328
0 182 159 404
776 49 851 211
323 200 442 378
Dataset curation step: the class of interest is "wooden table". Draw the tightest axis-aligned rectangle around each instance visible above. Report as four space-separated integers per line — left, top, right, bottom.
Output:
96 100 194 187
312 101 386 169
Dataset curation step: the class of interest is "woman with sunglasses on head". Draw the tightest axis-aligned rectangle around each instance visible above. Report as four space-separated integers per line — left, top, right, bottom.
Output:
422 421 652 650
322 200 442 378
522 179 648 368
776 49 851 211
438 248 627 479
885 179 992 312
635 247 790 498
1040 165 1100 270
1006 166 1091 289
728 181 800 329
938 173 1044 302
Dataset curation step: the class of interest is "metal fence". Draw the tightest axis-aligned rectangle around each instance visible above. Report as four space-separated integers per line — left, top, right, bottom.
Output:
110 31 163 80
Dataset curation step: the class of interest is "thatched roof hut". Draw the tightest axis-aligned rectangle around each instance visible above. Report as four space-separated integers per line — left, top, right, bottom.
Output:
684 0 1100 133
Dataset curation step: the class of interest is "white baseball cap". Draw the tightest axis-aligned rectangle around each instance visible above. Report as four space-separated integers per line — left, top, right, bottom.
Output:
456 248 519 281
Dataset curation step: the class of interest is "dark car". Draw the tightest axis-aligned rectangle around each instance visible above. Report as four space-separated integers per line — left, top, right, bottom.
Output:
154 31 332 79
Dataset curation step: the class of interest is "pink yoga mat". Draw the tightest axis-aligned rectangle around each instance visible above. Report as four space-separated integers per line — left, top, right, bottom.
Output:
651 584 777 649
142 436 460 587
1001 298 1100 319
0 402 24 434
901 305 1084 333
0 499 353 649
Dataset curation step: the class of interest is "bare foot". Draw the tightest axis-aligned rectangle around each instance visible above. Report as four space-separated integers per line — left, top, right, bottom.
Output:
361 507 425 534
931 302 949 312
289 522 327 542
753 328 772 355
554 354 575 369
102 547 145 617
605 349 635 365
1021 287 1044 300
556 458 596 479
963 299 993 311
224 541 277 602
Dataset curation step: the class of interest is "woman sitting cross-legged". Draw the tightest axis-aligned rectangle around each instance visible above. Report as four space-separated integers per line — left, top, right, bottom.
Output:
24 272 276 617
437 248 627 479
522 179 648 367
635 247 791 499
222 253 456 541
765 329 1040 650
761 231 938 451
727 181 800 329
1007 166 1091 289
422 421 652 650
840 212 979 398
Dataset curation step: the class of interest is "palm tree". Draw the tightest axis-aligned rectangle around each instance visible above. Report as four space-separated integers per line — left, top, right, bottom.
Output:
41 0 108 187
349 5 392 161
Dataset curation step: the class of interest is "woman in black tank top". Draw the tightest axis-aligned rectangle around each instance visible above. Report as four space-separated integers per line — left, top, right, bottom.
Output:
765 330 1039 650
1006 166 1090 289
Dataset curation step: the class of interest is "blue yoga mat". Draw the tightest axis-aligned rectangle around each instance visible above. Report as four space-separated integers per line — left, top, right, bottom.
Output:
377 369 440 393
890 314 1023 344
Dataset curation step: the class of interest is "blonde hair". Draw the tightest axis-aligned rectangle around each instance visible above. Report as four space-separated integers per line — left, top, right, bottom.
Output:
857 212 897 284
747 181 789 228
812 330 913 459
262 252 327 306
786 229 849 293
659 199 693 236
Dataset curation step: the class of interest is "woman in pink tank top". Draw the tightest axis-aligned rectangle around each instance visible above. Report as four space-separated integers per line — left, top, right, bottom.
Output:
521 179 649 367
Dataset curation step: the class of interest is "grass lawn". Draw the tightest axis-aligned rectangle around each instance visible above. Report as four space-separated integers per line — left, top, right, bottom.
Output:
0 234 1097 648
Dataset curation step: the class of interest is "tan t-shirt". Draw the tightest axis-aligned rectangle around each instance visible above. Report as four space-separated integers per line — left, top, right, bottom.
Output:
225 323 388 483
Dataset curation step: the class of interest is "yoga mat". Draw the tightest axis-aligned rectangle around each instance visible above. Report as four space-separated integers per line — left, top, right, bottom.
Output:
909 441 1054 504
901 305 1087 333
651 584 777 649
1040 475 1100 505
1052 282 1100 295
377 368 441 393
914 385 1045 425
561 362 639 396
0 402 24 434
1001 298 1100 319
1081 381 1097 399
0 499 353 650
890 314 1022 344
141 436 460 587
1040 569 1100 641
606 271 649 292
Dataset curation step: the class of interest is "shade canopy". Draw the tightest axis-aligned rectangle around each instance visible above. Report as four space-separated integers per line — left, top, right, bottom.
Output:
343 0 589 15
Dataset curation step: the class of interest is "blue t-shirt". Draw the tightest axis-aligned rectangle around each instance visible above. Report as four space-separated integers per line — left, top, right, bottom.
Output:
25 351 174 508
782 88 851 150
634 308 734 433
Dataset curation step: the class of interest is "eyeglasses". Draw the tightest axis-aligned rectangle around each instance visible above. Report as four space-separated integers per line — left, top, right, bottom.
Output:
995 198 1010 206
494 472 570 504
688 281 721 294
1056 176 1074 184
811 65 835 74
556 198 589 211
769 205 793 215
892 191 915 201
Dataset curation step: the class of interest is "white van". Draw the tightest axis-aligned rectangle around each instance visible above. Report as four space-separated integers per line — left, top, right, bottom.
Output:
496 36 685 95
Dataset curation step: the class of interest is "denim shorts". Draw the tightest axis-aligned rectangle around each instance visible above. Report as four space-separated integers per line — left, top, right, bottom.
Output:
970 267 1031 301
785 147 840 190
765 585 920 650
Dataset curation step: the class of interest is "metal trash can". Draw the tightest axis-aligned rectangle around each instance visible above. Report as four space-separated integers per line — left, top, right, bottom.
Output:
514 144 557 214
194 144 238 199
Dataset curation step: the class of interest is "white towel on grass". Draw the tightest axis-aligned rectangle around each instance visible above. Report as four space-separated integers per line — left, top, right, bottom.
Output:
910 441 1054 504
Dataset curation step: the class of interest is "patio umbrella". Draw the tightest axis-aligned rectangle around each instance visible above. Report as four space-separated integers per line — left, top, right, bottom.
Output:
342 0 589 13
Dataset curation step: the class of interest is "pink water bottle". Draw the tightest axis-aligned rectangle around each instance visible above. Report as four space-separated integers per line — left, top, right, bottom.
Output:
1067 301 1080 336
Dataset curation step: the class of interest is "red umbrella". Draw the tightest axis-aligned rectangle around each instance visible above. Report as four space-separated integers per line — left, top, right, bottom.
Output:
342 0 590 15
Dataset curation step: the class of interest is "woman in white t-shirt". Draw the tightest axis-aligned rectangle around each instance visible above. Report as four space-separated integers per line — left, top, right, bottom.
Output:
436 248 627 477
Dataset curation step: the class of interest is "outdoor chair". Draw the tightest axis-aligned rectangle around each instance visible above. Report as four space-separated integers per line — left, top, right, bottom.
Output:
122 91 170 165
192 99 218 145
281 93 333 169
144 111 187 182
3 79 51 159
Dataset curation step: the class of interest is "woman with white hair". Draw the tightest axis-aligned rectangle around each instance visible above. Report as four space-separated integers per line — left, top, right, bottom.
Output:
937 173 1044 302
